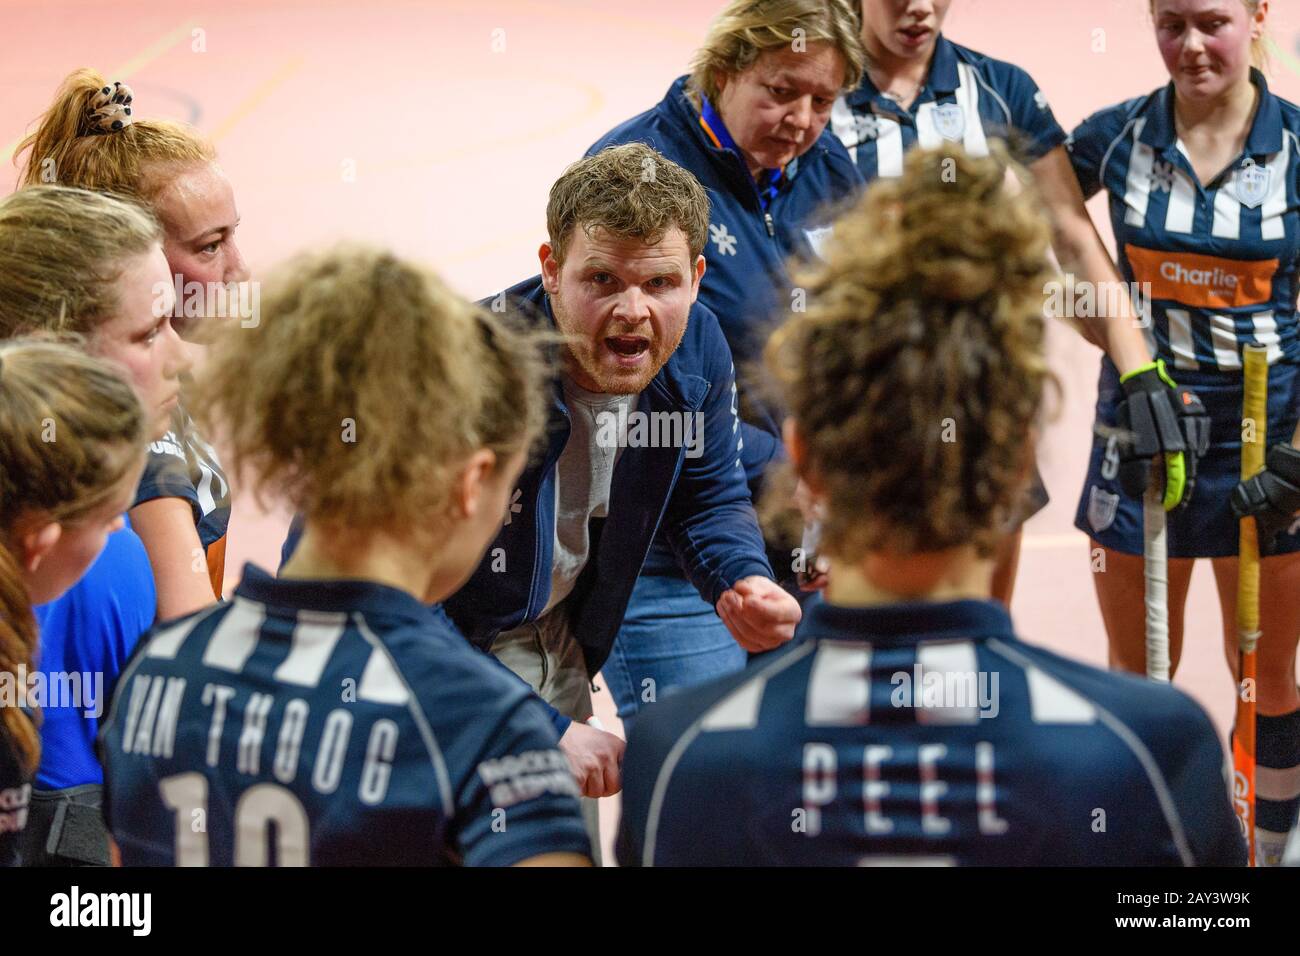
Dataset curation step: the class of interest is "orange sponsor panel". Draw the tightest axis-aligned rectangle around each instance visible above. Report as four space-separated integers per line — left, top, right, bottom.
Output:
1125 244 1277 310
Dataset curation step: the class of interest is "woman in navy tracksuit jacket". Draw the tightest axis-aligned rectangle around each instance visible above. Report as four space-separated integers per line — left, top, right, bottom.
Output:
583 0 867 725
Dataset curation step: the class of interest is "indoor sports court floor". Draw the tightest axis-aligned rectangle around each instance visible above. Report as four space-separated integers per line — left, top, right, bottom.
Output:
4 0 1299 863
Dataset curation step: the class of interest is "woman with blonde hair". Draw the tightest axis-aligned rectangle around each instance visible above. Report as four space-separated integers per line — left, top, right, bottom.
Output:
15 68 250 616
1068 0 1300 864
0 185 178 865
0 340 147 865
616 145 1242 867
836 0 1207 605
101 246 592 866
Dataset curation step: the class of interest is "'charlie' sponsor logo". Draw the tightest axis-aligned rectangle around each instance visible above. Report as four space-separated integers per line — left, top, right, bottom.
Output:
1125 244 1276 310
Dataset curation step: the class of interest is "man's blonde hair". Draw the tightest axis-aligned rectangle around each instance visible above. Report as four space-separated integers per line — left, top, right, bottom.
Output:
547 143 711 263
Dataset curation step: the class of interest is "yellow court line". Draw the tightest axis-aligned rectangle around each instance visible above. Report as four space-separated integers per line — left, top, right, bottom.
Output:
208 56 305 144
1 18 197 164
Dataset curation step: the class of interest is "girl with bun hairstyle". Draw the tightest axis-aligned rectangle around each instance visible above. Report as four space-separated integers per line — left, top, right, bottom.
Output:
0 185 175 865
0 340 147 866
15 68 250 618
616 146 1242 867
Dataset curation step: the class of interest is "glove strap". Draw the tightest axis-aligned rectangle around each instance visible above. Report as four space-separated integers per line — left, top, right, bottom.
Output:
1266 443 1300 486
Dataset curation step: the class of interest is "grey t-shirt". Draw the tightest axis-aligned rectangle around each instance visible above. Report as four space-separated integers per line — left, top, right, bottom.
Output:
542 377 635 616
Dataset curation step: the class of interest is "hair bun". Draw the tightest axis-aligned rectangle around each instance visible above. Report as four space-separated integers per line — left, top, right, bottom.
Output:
85 81 135 135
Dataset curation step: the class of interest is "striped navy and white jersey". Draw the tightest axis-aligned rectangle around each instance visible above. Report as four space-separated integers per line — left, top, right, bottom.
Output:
99 564 590 866
617 597 1245 866
830 35 1067 180
1068 69 1300 372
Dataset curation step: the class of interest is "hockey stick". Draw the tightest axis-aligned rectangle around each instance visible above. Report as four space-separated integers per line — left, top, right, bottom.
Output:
1235 343 1268 866
1143 460 1170 682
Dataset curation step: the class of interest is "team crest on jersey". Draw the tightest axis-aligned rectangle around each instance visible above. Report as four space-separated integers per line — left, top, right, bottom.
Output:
1234 158 1271 209
1087 486 1119 534
933 104 965 142
803 225 834 260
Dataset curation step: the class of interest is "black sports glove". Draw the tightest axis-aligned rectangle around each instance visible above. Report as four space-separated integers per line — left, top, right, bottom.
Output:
1231 443 1300 554
1115 360 1211 509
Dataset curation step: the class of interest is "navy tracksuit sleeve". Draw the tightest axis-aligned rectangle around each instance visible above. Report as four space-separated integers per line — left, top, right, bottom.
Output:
663 321 774 606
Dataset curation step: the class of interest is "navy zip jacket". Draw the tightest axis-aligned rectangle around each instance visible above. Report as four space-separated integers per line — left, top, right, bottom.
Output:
587 76 863 579
587 75 864 460
445 277 773 669
282 276 774 734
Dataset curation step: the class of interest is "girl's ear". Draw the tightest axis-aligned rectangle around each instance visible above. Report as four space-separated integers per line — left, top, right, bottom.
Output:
19 519 63 574
453 449 499 519
783 417 821 494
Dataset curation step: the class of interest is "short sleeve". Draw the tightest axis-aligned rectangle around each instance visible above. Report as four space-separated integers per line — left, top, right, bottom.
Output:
134 431 201 514
987 60 1067 163
1066 108 1123 201
455 695 591 867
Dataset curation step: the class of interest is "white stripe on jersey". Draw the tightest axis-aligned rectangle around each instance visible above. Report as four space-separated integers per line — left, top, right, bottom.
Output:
1257 763 1300 801
915 101 942 150
1209 314 1242 369
642 643 816 866
1260 131 1293 241
988 638 1196 865
1212 178 1242 239
830 97 860 165
1252 310 1284 363
915 641 980 725
955 63 990 158
805 643 872 727
1164 150 1196 234
357 646 412 705
1023 666 1097 724
201 599 266 672
273 610 347 687
701 677 767 731
146 604 225 660
353 614 454 816
1123 120 1154 228
876 114 905 178
1166 309 1201 371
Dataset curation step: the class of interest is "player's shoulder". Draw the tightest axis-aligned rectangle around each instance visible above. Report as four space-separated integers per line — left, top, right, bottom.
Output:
627 640 811 764
1073 90 1159 142
377 615 535 720
947 39 1043 92
996 636 1220 755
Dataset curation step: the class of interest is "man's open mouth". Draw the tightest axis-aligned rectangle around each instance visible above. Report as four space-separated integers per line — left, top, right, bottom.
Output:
606 335 650 357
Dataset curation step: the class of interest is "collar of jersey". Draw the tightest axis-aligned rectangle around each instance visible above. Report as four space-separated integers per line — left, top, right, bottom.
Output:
1141 67 1282 156
844 32 960 111
800 592 1016 646
697 93 786 204
235 562 435 624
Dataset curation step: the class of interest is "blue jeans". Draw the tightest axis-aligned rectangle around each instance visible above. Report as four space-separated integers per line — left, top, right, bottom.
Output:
603 571 746 731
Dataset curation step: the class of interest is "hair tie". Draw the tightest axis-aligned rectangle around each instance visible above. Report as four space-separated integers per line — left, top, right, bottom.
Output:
85 81 135 135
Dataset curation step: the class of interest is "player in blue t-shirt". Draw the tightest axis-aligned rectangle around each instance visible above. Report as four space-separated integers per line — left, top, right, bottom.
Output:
1067 0 1300 865
100 245 592 866
832 1 1198 605
0 341 149 867
617 144 1245 866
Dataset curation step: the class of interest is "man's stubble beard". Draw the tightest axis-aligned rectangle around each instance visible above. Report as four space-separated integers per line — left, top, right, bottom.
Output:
550 288 689 395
